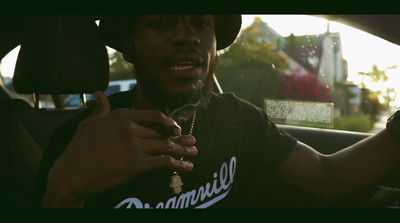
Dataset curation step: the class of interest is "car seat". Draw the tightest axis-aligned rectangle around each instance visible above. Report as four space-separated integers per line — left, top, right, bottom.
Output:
0 15 109 208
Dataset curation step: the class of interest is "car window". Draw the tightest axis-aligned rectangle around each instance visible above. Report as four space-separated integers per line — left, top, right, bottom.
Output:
216 15 400 134
0 45 135 109
1 15 399 133
63 94 96 108
104 85 121 96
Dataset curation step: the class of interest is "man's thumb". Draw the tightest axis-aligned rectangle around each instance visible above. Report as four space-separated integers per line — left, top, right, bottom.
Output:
89 91 111 120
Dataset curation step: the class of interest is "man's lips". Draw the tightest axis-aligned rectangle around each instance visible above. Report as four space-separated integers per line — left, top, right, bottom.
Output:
166 53 204 71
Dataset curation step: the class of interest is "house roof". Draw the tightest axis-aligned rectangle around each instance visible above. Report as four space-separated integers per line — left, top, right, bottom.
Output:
280 33 342 75
243 17 344 76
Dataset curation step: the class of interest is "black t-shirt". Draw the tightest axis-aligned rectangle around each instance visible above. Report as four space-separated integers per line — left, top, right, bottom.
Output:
33 90 297 208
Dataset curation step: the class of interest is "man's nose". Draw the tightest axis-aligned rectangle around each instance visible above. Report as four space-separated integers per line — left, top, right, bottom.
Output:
172 20 200 48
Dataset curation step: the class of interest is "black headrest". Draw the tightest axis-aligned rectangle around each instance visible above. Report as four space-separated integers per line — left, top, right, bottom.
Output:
0 15 33 60
13 15 109 94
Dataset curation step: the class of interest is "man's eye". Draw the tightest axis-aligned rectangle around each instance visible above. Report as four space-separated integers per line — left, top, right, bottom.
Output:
193 18 212 28
149 19 170 28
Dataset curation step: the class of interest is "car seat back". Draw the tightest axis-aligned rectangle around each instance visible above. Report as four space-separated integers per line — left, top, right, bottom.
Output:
0 15 109 208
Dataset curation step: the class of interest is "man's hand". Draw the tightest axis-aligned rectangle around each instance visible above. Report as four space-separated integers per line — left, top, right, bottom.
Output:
41 91 197 208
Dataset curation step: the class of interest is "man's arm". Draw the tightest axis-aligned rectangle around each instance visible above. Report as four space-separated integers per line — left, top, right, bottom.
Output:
273 128 400 201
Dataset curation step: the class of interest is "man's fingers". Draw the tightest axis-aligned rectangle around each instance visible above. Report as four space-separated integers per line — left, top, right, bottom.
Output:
136 137 197 158
170 135 196 146
76 91 111 131
148 155 194 173
89 91 111 121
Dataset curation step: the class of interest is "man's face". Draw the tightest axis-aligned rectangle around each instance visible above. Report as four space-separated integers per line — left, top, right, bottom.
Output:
125 15 217 107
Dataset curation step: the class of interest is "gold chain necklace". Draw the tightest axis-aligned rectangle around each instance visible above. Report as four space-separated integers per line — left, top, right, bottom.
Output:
169 110 196 195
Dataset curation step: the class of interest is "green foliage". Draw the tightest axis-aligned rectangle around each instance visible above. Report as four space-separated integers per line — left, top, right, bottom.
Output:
217 66 282 108
333 114 374 132
285 33 317 48
108 51 135 81
220 40 287 69
357 64 396 86
217 22 288 108
357 64 396 111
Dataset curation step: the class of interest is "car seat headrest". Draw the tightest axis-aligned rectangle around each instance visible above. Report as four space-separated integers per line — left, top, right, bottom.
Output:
13 15 109 94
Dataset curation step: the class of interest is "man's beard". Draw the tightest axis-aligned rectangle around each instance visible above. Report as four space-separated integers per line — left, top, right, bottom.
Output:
133 57 218 112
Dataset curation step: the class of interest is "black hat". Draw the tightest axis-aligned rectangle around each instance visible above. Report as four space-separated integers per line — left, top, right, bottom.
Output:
98 15 242 52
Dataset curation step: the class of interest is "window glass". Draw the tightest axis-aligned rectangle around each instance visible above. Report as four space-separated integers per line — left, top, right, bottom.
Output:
0 45 135 109
129 83 136 90
216 15 400 133
104 85 121 96
1 15 399 133
0 46 36 105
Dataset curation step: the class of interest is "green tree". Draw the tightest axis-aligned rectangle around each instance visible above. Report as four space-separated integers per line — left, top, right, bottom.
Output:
216 18 288 108
285 33 316 48
358 64 396 89
357 64 397 115
108 50 135 81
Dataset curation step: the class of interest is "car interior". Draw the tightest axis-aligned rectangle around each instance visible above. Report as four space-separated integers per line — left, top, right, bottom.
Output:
1 14 400 208
0 15 109 208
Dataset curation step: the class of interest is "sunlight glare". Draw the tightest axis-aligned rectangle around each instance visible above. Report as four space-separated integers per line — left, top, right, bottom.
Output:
0 46 20 78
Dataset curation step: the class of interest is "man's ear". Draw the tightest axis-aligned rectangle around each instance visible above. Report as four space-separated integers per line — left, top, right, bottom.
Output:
122 41 135 63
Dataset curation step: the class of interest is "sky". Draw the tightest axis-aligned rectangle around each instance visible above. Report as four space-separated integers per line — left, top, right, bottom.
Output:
2 15 400 106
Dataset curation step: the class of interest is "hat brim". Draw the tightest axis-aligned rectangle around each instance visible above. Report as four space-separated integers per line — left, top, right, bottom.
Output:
99 14 242 52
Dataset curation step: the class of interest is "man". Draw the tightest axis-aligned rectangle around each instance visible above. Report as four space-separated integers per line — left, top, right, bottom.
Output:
34 15 400 208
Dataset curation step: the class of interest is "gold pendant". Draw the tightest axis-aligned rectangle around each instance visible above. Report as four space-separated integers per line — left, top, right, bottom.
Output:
170 173 184 195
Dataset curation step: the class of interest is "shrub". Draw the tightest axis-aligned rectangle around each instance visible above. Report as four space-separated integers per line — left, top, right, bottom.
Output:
278 73 332 102
333 114 374 133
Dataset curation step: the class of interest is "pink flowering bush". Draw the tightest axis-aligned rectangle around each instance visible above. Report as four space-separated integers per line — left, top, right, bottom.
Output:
279 72 332 102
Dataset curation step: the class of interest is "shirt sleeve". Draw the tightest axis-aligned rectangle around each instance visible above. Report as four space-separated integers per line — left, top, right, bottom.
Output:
31 107 94 208
235 95 298 173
